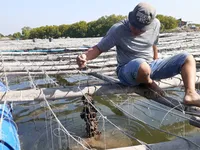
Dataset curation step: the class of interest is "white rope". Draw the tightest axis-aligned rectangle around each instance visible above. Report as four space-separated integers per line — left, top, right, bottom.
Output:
13 57 36 89
159 104 184 127
77 87 152 150
1 49 200 149
147 86 185 113
109 100 200 149
10 54 88 149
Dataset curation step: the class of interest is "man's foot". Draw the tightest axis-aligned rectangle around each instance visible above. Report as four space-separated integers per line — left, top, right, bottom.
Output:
184 91 200 107
148 81 165 96
144 81 166 98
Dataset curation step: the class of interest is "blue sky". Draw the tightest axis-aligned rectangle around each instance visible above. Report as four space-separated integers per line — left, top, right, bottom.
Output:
1 0 199 35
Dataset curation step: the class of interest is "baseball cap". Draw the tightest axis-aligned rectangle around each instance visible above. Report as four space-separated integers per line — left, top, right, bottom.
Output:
128 2 156 31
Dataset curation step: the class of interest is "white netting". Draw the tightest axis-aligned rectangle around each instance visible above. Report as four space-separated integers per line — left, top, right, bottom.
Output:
1 32 200 149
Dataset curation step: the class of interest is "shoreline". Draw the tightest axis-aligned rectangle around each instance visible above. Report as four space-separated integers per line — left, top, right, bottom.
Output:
0 31 200 51
0 37 101 51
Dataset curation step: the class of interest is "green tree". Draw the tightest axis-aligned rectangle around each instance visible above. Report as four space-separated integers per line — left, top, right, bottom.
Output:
0 33 4 38
13 32 21 39
87 21 97 37
157 14 178 31
29 28 39 39
87 14 126 37
58 24 70 37
21 26 31 39
67 21 88 38
37 26 47 39
45 25 61 38
21 14 180 39
102 14 126 35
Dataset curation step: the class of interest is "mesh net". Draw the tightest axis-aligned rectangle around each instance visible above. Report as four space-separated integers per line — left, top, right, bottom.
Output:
1 32 200 149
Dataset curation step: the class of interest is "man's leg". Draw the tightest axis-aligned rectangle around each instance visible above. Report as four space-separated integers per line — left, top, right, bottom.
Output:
117 58 163 95
150 52 200 106
136 62 152 83
117 58 144 86
136 62 164 95
181 55 200 106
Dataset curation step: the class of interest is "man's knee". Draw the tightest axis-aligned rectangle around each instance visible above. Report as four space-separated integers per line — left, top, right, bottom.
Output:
185 54 195 63
136 62 152 83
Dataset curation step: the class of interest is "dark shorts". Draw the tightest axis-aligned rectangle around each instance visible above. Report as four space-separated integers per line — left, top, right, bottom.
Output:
117 52 190 86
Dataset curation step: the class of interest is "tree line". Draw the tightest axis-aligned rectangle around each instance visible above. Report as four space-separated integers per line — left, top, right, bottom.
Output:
1 14 183 40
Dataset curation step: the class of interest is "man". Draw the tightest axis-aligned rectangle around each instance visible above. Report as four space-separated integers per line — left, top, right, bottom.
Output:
77 2 200 106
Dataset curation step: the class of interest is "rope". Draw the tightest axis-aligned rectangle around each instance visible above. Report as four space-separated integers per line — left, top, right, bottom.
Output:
40 89 90 150
78 87 152 150
109 99 200 149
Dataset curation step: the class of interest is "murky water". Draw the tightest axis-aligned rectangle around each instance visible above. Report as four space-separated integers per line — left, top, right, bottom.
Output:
7 75 200 150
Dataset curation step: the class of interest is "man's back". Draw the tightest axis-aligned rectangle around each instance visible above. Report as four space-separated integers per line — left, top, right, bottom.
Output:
97 19 160 67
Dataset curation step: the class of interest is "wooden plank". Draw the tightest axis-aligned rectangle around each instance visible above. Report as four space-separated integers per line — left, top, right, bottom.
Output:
90 72 200 88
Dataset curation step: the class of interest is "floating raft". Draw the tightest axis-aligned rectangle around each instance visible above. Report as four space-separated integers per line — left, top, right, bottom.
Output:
0 72 200 102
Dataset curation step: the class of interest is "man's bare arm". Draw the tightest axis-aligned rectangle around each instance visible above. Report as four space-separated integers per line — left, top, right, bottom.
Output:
76 45 102 68
153 45 158 60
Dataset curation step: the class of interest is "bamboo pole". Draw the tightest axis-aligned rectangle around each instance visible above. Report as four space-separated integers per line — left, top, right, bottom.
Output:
0 51 116 61
0 65 116 73
0 68 117 75
0 57 116 67
0 52 48 55
0 60 71 66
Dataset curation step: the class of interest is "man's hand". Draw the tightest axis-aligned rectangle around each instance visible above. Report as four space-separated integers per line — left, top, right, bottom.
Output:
76 46 102 69
76 54 87 69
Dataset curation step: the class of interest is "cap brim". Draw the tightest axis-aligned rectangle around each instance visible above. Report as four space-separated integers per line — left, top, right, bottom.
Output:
131 19 155 31
140 22 154 31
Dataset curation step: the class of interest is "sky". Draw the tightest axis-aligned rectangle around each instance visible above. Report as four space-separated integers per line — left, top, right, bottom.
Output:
1 0 200 35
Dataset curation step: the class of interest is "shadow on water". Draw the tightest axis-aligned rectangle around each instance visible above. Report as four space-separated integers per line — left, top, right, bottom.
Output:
7 75 200 149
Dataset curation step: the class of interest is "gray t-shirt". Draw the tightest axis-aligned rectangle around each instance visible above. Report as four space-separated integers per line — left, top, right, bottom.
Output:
97 19 160 68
